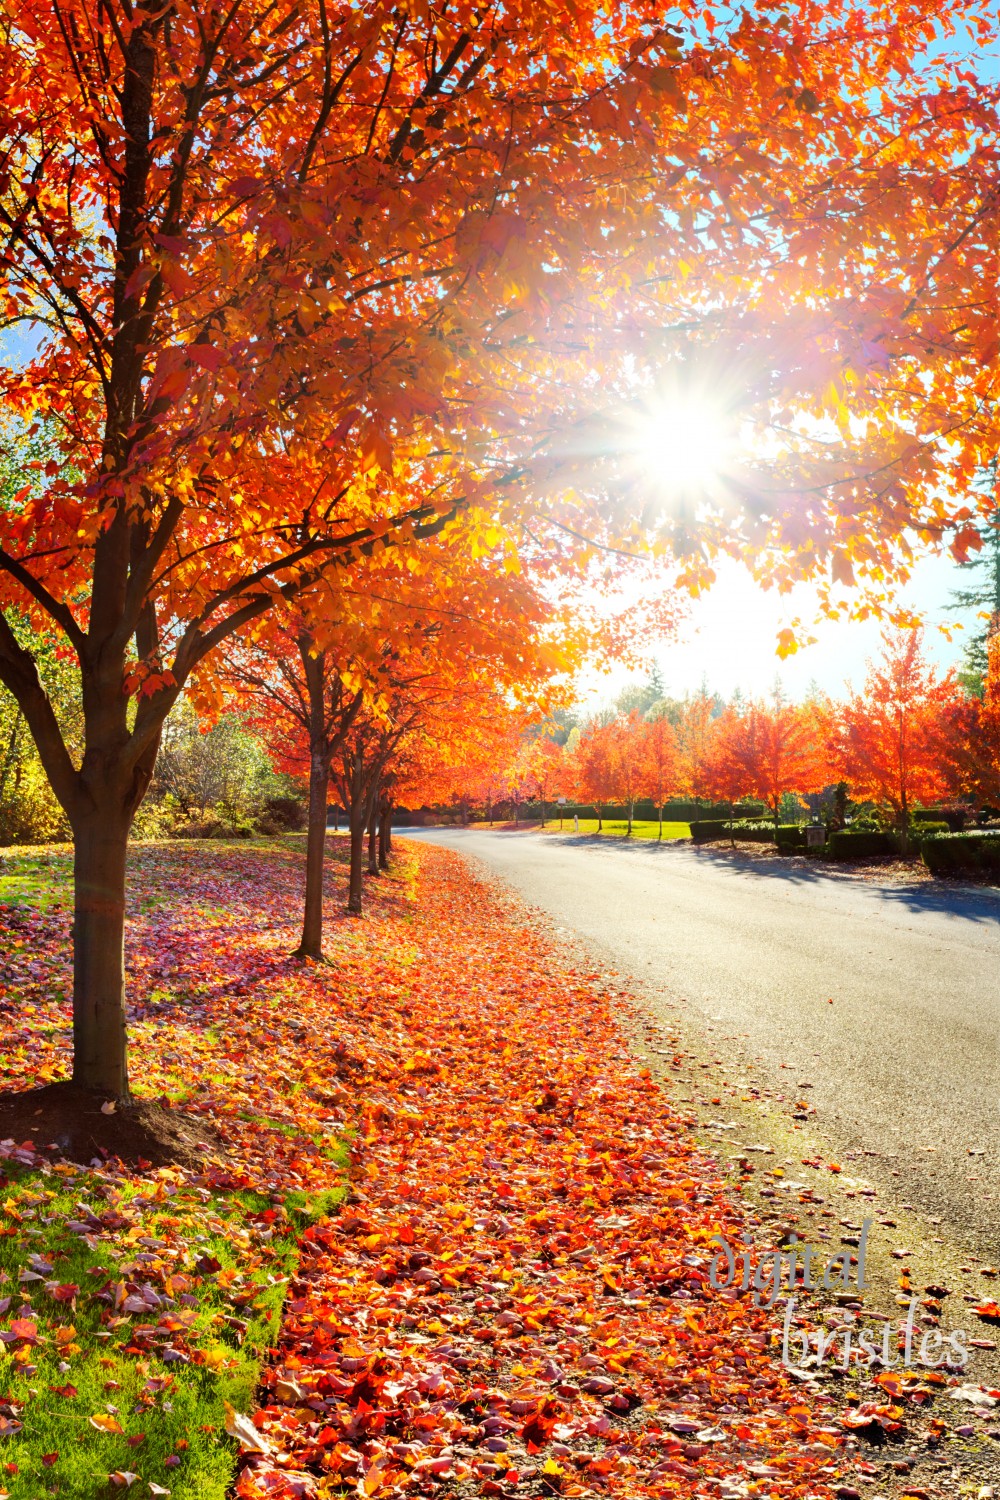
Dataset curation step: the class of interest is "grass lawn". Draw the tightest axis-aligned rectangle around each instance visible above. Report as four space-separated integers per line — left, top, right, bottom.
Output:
0 836 356 1498
541 817 690 840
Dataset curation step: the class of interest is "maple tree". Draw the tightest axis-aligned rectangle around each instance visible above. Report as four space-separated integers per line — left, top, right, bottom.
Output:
226 619 364 958
672 690 718 802
1 0 998 1094
524 735 567 829
701 704 755 838
575 721 617 832
827 628 964 849
707 698 826 835
236 550 569 941
607 711 650 835
643 709 680 839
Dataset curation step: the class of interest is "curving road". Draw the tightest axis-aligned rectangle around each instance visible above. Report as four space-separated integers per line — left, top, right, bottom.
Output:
400 826 1000 1256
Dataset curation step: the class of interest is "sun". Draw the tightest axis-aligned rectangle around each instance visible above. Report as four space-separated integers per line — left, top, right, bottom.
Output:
622 391 735 500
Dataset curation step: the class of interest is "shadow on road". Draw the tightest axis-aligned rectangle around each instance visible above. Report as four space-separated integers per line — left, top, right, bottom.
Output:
407 826 1000 928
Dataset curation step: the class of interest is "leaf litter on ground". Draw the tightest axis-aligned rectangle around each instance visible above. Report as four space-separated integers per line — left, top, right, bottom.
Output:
0 835 854 1498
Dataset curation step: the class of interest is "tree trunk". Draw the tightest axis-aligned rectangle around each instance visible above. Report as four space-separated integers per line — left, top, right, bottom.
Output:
627 799 633 836
367 779 380 876
347 753 366 915
296 643 330 960
378 800 391 868
348 814 365 913
597 803 603 833
297 750 329 959
0 709 23 808
72 815 131 1096
658 802 664 841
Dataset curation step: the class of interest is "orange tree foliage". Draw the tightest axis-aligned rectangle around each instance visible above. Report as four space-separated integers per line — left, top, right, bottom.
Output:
825 628 964 843
705 699 827 829
701 705 755 811
1 0 998 1091
575 721 616 830
673 691 718 801
607 711 651 834
643 710 679 837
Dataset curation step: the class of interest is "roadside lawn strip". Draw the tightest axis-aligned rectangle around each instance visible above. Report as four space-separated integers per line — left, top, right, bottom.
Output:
473 820 692 840
0 1162 309 1499
2 835 842 1499
0 837 356 1499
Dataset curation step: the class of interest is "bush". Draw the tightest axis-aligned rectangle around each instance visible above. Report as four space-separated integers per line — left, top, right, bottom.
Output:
914 806 969 832
922 831 1000 875
0 761 71 844
257 796 306 834
775 825 807 854
913 820 949 841
131 795 189 841
690 818 775 845
826 829 897 860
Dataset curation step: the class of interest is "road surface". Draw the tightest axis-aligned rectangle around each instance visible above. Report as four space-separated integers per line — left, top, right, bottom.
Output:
401 827 1000 1256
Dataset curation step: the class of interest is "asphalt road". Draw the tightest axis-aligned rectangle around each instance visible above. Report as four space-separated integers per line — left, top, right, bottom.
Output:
400 827 1000 1256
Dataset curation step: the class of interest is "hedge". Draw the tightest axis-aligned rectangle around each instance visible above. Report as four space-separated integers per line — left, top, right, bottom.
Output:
913 820 949 841
826 829 897 859
922 831 1000 875
690 818 773 844
690 819 808 848
913 808 968 832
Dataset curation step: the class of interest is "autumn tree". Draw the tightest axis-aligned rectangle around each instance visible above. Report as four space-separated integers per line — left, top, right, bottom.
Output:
701 706 755 842
673 690 719 808
527 736 567 829
826 629 963 851
576 722 616 832
717 699 826 837
607 712 650 836
1 0 717 1089
2 0 998 1105
643 708 679 840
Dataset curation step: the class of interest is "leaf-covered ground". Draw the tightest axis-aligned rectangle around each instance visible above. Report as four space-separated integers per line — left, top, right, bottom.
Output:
0 836 844 1498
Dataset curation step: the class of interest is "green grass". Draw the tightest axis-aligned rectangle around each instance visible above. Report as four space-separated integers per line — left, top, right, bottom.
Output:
0 854 71 911
0 1160 344 1499
0 837 351 1497
542 818 690 841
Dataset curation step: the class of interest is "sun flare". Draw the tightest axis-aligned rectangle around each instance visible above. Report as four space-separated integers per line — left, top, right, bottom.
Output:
625 393 734 499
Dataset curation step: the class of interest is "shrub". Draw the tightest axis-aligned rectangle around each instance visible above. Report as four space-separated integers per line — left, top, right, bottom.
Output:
131 795 189 841
690 819 775 845
914 806 968 832
826 829 897 860
913 820 949 841
256 796 306 834
922 831 1000 875
775 825 807 854
0 761 71 844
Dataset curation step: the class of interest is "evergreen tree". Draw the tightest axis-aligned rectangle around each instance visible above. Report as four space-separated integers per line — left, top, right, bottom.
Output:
947 462 1000 695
